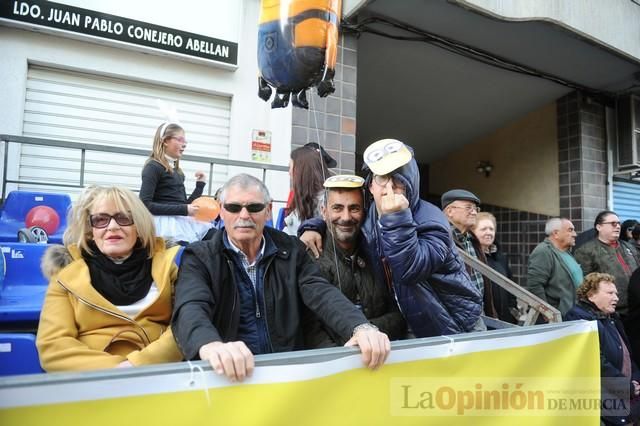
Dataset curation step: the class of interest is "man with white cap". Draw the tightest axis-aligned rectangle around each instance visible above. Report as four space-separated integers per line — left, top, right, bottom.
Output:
306 175 407 346
300 139 483 338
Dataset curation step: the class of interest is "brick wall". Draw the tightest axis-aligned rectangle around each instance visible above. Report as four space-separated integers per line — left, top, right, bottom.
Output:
557 92 608 232
291 34 358 174
479 91 608 287
482 204 550 286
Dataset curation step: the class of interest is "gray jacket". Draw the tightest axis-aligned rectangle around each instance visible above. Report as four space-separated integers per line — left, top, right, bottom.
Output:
525 239 578 317
574 238 639 314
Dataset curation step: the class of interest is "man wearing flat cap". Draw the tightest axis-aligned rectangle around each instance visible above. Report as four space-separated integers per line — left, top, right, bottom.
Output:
300 140 483 338
442 189 501 319
306 175 407 347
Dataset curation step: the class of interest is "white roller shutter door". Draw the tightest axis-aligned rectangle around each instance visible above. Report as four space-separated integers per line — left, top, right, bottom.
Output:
18 65 231 199
612 179 640 221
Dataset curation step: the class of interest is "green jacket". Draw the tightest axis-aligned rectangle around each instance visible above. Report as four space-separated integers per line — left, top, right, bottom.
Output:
525 239 579 317
574 238 639 315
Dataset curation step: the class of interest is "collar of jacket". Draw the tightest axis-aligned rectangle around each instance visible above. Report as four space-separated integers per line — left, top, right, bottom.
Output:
58 238 178 308
214 227 291 261
576 299 618 320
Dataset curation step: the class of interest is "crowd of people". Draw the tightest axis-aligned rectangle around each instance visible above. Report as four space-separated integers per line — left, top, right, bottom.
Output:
34 123 640 424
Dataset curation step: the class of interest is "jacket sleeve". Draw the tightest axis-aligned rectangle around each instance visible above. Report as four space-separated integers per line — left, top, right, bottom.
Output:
524 246 552 302
36 278 125 371
378 208 451 285
367 303 407 341
297 217 327 238
574 245 596 276
295 242 368 341
127 327 183 366
171 245 223 360
140 161 189 216
186 181 206 204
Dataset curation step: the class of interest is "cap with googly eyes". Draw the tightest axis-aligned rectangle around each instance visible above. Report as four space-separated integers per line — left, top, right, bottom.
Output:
323 175 365 188
363 139 412 175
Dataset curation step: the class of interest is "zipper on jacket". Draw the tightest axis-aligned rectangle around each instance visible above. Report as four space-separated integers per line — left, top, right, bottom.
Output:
261 256 276 352
57 279 152 344
255 295 261 318
225 258 238 338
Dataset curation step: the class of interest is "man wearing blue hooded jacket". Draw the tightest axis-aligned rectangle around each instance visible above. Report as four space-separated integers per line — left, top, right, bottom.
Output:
300 139 483 338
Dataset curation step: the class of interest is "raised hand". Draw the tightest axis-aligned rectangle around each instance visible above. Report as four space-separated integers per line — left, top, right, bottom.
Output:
379 180 409 216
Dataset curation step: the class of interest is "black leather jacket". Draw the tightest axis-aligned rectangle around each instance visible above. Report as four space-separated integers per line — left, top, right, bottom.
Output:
171 227 368 360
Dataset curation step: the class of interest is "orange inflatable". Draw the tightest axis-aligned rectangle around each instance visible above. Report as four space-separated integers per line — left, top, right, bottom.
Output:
192 197 220 223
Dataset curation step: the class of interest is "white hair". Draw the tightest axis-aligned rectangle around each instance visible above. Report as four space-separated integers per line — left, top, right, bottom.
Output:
545 217 564 236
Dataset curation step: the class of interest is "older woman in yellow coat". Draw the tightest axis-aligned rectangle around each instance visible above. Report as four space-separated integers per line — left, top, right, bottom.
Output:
36 186 183 371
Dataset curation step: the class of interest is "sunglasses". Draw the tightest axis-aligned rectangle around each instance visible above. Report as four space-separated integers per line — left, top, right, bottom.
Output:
223 203 267 213
89 213 134 228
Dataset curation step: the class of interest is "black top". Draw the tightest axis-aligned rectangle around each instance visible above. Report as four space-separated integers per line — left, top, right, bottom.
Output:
139 160 205 216
626 267 640 366
485 247 518 324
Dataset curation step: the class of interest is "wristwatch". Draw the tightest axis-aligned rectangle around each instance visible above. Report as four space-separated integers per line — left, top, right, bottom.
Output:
352 323 379 337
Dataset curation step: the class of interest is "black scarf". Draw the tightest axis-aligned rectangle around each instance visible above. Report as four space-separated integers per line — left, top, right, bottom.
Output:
83 241 153 306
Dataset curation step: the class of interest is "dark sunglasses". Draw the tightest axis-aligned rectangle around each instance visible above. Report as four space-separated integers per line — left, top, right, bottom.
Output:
89 213 134 228
223 203 266 213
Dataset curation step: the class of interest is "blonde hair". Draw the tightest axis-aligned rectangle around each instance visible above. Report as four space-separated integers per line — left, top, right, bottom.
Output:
473 212 496 229
64 186 157 256
147 122 184 174
576 272 615 301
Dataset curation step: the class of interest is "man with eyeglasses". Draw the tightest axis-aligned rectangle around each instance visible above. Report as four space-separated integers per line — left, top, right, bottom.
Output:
305 175 407 347
574 210 640 317
300 139 483 338
171 173 390 382
441 189 497 318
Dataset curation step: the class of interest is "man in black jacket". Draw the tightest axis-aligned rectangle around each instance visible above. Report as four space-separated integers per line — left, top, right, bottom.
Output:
308 175 406 346
172 173 390 382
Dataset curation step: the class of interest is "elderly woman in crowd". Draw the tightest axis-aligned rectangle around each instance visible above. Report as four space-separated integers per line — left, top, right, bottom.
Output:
565 272 640 425
36 186 183 371
472 211 518 324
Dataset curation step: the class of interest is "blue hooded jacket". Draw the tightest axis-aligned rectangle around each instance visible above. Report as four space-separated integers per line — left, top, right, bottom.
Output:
299 151 483 337
362 154 483 337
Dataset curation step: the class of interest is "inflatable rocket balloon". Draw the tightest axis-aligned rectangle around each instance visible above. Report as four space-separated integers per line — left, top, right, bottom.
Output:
257 0 342 109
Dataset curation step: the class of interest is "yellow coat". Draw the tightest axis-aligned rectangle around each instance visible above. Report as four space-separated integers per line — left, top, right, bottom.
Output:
36 239 183 372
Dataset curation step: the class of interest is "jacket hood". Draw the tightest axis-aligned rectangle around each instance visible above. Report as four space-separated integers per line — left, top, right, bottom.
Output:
363 144 420 211
41 237 175 280
41 244 74 280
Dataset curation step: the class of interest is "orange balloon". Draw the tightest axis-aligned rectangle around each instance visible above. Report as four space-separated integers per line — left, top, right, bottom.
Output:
192 197 220 223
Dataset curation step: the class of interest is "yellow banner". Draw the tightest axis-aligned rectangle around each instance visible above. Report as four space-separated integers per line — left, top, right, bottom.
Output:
0 322 601 426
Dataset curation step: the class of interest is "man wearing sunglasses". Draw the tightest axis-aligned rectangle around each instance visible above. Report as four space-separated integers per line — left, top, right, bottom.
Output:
574 210 640 317
300 139 483 338
172 174 390 382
